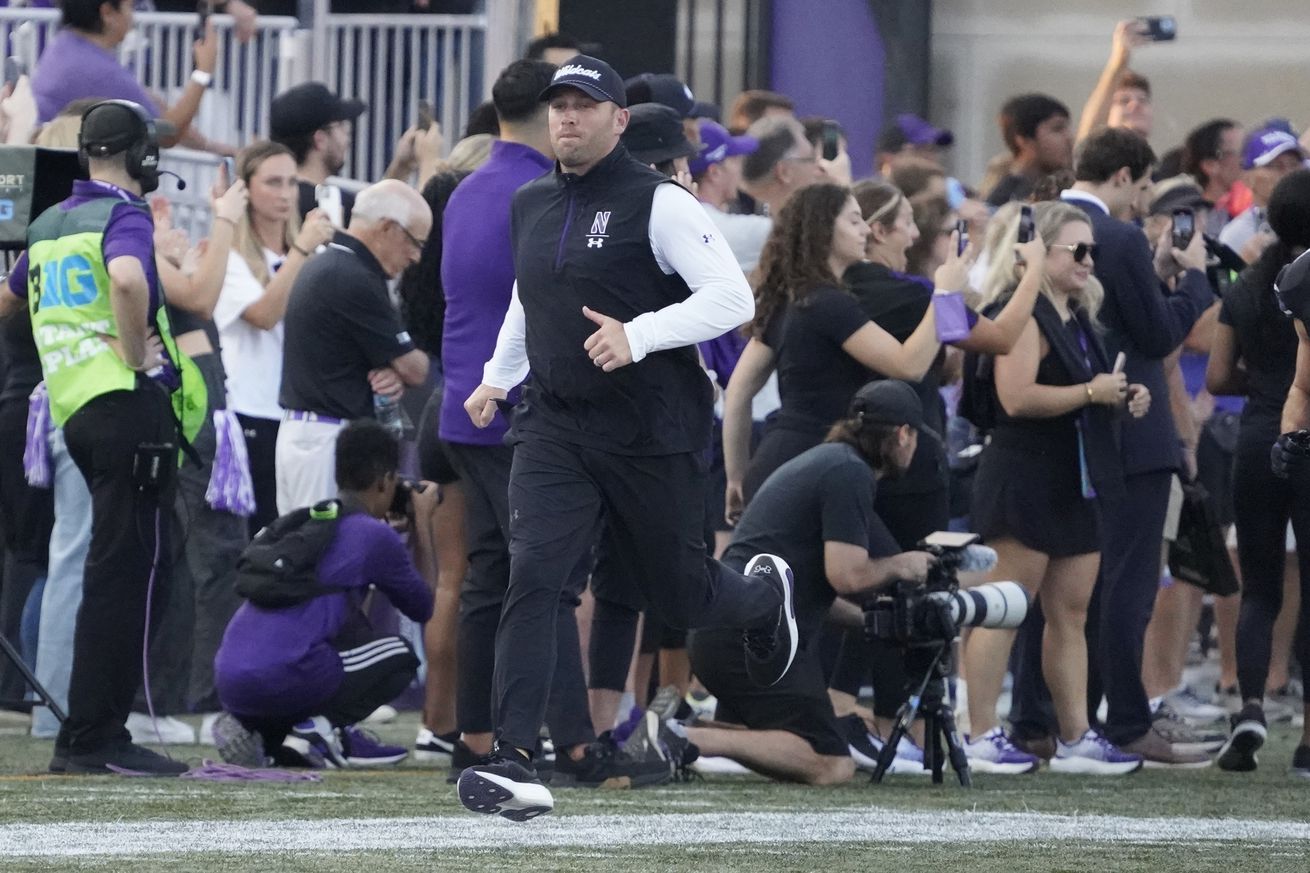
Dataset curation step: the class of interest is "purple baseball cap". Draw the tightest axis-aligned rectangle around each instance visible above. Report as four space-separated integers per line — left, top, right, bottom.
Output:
690 120 758 176
878 113 954 152
1243 126 1304 170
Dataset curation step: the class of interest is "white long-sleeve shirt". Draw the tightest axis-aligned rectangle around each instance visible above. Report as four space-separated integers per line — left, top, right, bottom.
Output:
482 182 755 390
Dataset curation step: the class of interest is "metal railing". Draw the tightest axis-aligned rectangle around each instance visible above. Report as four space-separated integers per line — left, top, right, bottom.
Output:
1 3 505 234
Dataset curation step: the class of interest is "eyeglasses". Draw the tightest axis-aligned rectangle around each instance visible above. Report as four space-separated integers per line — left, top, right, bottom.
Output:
1049 242 1098 263
782 152 818 164
392 220 425 250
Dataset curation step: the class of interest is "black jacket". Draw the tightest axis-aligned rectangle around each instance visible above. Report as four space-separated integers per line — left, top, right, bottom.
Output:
1069 198 1213 476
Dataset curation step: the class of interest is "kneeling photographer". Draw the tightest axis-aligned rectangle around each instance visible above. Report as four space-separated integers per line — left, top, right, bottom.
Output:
212 420 436 768
683 382 936 784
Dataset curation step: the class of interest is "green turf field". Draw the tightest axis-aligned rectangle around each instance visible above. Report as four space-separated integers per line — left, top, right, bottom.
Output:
2 711 1307 872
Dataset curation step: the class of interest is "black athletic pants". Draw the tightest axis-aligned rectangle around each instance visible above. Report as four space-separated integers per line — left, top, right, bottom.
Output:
1233 432 1310 701
59 384 177 755
494 436 782 752
238 634 419 749
444 440 594 749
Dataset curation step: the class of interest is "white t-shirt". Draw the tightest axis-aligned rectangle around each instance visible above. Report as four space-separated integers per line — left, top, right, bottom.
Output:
214 249 286 421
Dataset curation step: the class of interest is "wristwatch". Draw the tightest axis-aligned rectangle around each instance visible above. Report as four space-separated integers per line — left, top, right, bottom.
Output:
191 69 213 88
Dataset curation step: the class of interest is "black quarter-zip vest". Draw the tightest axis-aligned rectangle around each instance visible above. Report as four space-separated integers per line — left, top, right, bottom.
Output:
508 144 713 455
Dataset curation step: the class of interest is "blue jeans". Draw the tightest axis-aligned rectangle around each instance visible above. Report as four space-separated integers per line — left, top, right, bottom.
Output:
30 428 91 738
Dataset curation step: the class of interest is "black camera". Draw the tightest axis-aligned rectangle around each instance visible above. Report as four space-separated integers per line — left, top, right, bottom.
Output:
865 532 1028 647
389 477 423 515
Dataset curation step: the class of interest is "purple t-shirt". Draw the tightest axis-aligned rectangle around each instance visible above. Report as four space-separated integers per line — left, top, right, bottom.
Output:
7 179 160 313
213 513 433 720
438 140 553 445
31 29 160 123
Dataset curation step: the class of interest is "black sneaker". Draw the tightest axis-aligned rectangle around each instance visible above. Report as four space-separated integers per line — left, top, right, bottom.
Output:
49 741 69 774
457 750 554 821
742 554 798 687
414 727 459 764
1216 703 1267 772
1293 744 1310 779
65 740 188 776
444 738 481 784
552 732 672 789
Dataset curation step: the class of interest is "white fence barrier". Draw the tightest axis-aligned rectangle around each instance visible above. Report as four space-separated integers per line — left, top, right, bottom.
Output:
2 5 492 235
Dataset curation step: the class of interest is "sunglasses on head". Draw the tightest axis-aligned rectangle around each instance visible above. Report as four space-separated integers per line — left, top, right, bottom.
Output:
1049 242 1098 263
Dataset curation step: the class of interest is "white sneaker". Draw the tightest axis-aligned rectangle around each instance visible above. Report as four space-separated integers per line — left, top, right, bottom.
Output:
362 704 398 725
963 727 1039 774
1049 729 1143 776
414 727 457 764
1163 685 1227 723
198 712 221 746
126 713 196 745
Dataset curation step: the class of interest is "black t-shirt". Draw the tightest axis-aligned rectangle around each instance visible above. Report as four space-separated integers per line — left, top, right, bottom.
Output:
279 232 416 419
985 174 1033 208
297 181 355 228
723 442 899 640
764 285 872 433
1219 273 1296 437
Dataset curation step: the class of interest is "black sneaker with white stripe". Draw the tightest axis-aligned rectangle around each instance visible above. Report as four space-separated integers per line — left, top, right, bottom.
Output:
457 748 554 821
1216 702 1267 772
415 727 459 764
742 554 798 687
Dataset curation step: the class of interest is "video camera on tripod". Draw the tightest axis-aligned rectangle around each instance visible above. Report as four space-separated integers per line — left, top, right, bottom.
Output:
865 531 1029 645
863 532 1030 787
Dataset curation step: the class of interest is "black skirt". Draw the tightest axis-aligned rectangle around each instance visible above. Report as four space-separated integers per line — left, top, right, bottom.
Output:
970 428 1101 557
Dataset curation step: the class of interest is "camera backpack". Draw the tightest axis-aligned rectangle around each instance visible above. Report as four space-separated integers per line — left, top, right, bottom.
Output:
234 499 361 608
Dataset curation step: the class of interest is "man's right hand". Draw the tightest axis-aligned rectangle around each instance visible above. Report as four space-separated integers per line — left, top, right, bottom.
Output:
464 383 507 428
1172 225 1209 273
892 550 936 584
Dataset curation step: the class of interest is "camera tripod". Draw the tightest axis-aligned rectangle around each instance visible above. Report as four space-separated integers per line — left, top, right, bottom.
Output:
870 638 970 787
0 632 65 723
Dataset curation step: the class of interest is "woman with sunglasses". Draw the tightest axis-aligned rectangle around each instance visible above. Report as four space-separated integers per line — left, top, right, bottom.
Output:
962 201 1150 775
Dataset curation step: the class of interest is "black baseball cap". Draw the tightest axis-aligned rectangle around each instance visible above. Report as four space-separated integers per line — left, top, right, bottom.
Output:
539 54 627 107
270 82 366 140
622 103 699 164
80 100 174 156
849 380 925 430
624 72 695 118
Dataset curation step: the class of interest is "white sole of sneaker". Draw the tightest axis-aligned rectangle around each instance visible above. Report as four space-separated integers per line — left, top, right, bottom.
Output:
345 752 408 767
965 756 1039 775
1048 756 1143 776
414 748 454 764
746 554 797 686
1141 757 1212 770
458 770 554 821
282 736 341 769
1170 739 1225 755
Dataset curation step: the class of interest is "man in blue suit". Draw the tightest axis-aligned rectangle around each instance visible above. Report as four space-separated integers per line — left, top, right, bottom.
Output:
1011 128 1214 767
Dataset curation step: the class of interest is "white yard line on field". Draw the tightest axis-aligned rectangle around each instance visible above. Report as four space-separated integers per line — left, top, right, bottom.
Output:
3 808 1309 858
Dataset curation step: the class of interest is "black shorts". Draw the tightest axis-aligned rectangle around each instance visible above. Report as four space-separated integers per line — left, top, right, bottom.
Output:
416 386 461 486
688 627 847 758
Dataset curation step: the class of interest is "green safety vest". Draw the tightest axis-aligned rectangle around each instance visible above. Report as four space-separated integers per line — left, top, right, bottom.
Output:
25 195 206 447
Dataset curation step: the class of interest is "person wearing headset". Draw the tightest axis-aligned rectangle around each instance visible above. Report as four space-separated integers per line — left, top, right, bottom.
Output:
0 99 206 775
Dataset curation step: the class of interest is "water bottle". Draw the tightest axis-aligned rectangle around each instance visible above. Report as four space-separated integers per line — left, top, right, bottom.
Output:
373 392 404 435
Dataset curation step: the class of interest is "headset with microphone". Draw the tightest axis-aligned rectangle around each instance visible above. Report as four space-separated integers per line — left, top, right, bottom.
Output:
78 99 186 194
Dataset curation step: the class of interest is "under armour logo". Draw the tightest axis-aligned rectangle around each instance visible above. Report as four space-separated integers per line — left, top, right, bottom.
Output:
702 233 715 244
589 211 612 235
587 238 604 248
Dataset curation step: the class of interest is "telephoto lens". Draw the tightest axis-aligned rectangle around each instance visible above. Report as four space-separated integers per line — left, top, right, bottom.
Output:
927 581 1028 631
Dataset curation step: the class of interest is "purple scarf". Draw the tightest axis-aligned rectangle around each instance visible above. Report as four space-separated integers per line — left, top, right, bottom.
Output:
207 409 255 516
23 383 52 489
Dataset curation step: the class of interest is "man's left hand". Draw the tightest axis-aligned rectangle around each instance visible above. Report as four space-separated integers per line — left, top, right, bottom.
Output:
582 306 633 372
368 367 404 398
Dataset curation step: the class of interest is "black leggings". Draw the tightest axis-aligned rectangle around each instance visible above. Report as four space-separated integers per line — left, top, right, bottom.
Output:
1233 433 1310 700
